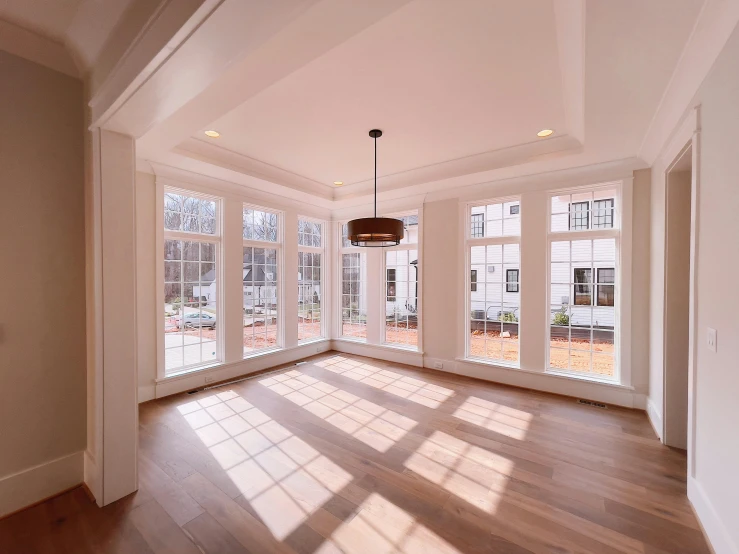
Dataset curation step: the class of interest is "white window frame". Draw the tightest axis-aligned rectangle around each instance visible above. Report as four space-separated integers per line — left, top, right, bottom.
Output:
242 202 284 358
337 221 367 342
298 216 326 343
381 210 422 351
157 185 223 378
464 196 521 367
546 184 622 383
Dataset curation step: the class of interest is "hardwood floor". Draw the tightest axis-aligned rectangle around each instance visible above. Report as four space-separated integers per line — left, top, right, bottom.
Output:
0 352 709 553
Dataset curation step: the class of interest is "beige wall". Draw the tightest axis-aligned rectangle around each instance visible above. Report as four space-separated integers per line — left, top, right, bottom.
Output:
0 52 85 505
136 172 157 396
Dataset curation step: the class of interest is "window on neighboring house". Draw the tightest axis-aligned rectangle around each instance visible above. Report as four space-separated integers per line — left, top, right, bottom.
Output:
243 205 281 355
506 269 519 293
549 187 619 379
569 201 589 230
163 190 220 375
470 213 484 238
468 199 520 365
384 213 419 348
386 269 396 301
340 223 367 340
597 268 615 306
592 199 614 229
298 218 324 343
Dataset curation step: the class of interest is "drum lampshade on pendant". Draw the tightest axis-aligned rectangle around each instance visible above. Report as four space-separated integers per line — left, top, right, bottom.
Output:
347 130 404 247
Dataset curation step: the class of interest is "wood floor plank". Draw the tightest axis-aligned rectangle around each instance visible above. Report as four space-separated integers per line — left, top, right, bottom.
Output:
138 453 204 527
183 512 251 554
128 499 201 554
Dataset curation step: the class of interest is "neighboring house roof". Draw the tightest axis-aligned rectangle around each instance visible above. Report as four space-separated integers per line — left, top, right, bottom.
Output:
243 265 271 283
200 269 215 283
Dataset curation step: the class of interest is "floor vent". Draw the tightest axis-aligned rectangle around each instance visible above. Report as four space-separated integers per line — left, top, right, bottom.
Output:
577 399 608 409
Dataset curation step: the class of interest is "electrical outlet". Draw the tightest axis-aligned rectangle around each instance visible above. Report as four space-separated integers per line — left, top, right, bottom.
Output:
707 327 717 352
316 346 322 353
205 375 216 384
433 361 443 370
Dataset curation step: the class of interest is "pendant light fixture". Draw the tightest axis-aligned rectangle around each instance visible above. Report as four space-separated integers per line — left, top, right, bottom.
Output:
347 129 404 247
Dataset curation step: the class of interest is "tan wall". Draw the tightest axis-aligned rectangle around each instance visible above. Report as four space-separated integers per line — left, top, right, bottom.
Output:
0 53 85 476
136 172 157 395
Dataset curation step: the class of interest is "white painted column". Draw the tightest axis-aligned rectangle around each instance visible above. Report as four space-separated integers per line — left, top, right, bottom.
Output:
519 191 547 372
365 248 383 345
87 129 139 506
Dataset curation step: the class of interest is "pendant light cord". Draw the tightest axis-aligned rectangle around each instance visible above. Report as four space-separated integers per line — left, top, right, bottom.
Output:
374 133 377 218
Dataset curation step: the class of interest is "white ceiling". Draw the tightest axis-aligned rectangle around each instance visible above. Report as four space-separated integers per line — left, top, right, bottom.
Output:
207 0 567 187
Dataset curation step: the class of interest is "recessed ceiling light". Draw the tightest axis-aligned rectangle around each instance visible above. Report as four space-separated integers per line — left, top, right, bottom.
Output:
334 181 344 186
204 130 220 138
537 129 554 137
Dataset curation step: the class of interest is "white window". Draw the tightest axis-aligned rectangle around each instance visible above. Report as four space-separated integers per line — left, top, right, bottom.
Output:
548 187 618 379
340 223 367 340
243 205 281 355
384 213 419 348
467 199 520 364
163 189 220 374
298 218 324 342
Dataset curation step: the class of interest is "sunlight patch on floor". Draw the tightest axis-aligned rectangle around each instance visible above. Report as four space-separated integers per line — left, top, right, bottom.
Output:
259 370 417 452
318 493 461 554
403 430 512 514
178 390 352 540
314 355 454 408
452 396 533 439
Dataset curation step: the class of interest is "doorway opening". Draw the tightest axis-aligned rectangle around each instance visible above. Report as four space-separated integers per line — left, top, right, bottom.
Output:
663 144 693 450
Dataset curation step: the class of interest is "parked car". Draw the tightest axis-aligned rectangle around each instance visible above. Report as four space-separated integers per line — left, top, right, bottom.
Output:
174 312 216 329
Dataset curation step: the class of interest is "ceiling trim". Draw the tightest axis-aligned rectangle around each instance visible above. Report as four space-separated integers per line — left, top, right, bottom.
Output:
638 0 739 165
0 19 79 78
553 0 585 144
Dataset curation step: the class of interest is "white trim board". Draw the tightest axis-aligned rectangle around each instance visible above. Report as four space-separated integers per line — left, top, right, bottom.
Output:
0 451 84 518
646 398 663 441
689 477 739 554
331 340 424 368
425 357 646 409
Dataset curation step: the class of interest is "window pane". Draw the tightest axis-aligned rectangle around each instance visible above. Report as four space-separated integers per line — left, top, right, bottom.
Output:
162 237 218 375
244 246 279 355
244 207 279 242
384 249 418 348
298 247 322 342
298 218 322 248
550 190 617 232
341 252 366 339
548 238 618 378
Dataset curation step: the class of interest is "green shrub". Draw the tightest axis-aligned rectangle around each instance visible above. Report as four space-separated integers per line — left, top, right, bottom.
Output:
553 307 569 326
500 312 518 323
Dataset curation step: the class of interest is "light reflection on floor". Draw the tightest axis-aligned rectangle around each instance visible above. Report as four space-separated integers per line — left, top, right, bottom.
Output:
452 396 533 440
315 356 454 408
259 370 417 453
178 390 352 540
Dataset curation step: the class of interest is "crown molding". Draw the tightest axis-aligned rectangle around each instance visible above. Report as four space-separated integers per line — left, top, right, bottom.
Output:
0 19 79 78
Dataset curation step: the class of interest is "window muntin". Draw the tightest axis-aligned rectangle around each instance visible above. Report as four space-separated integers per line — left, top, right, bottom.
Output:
298 218 324 343
386 269 397 301
163 190 220 375
551 189 617 232
596 268 615 307
243 205 281 356
549 238 616 378
467 199 520 365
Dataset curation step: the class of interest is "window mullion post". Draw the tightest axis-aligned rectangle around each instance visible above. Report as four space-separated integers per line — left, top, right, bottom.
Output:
519 191 547 372
366 247 383 345
223 198 244 364
283 211 299 349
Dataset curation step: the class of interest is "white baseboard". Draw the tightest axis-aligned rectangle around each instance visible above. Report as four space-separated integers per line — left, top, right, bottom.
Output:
423 357 646 409
138 384 156 403
646 397 663 440
331 340 424 367
83 449 102 507
689 476 738 554
0 451 84 518
154 340 332 399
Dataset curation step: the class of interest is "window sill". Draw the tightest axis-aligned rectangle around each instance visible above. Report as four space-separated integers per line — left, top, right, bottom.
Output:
456 357 633 390
333 338 423 355
163 360 225 380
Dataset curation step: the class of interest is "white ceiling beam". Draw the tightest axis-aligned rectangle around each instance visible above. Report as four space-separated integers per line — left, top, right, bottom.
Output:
553 0 585 144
